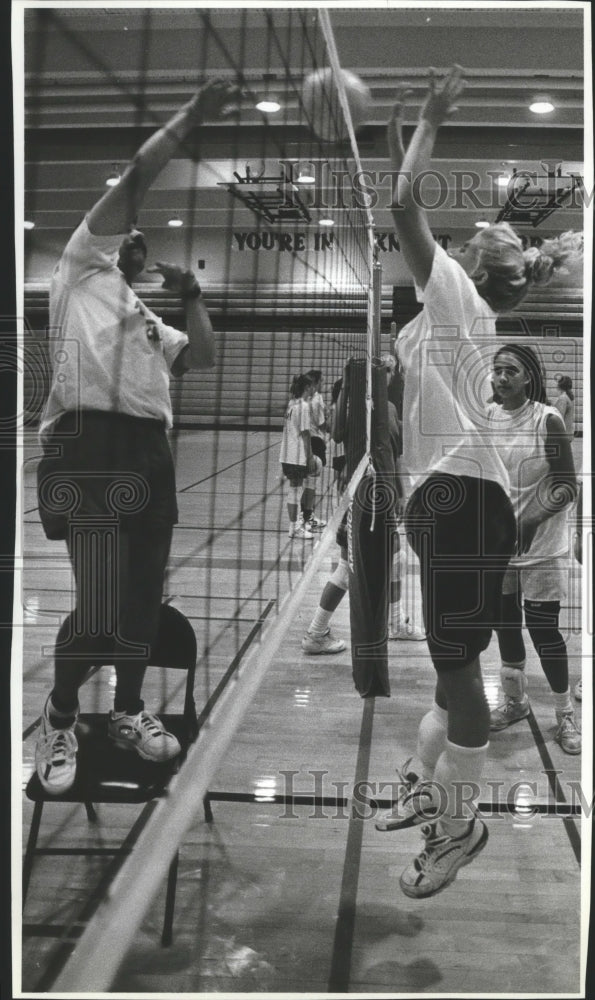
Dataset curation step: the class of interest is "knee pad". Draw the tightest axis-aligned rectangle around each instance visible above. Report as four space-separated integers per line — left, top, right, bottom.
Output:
330 558 349 591
524 600 565 658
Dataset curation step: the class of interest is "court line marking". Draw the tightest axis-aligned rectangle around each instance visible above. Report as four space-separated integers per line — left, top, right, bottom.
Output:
525 707 582 865
178 440 278 492
327 696 375 993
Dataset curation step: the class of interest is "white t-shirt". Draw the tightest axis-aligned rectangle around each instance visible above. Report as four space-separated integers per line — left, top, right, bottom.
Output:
39 219 188 437
487 400 570 565
396 244 509 492
279 398 310 466
309 391 326 439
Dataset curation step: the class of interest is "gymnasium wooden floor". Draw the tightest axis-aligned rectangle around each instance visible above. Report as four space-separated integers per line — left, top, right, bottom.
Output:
19 429 586 995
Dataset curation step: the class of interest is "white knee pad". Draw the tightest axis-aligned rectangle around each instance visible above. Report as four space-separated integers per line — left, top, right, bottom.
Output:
330 558 350 591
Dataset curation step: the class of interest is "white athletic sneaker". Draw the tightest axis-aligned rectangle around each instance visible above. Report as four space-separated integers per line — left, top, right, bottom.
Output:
301 629 346 654
555 712 581 755
399 818 489 899
388 619 426 642
375 759 440 831
108 710 181 762
305 515 327 531
35 699 78 795
490 698 530 731
288 521 314 539
574 679 582 702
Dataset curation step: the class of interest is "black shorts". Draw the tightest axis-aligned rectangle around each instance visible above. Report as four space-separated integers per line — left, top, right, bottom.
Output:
37 409 178 541
405 473 516 671
281 462 308 487
332 454 346 473
311 436 327 465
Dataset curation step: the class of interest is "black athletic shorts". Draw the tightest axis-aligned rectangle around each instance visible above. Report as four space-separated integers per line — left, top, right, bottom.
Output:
311 436 327 465
37 409 178 540
281 462 308 487
405 473 516 671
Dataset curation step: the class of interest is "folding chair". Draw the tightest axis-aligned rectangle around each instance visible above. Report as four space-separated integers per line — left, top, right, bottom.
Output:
23 603 198 946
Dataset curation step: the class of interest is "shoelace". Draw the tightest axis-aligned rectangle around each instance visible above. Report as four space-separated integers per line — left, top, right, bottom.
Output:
414 824 450 871
44 727 77 759
129 711 165 739
559 715 579 734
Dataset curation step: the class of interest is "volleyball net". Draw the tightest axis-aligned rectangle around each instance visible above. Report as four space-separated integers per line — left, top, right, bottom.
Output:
20 7 382 990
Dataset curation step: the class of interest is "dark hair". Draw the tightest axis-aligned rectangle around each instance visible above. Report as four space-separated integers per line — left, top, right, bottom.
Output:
306 369 322 384
331 377 343 404
557 375 574 401
493 343 547 403
290 373 313 398
489 378 503 406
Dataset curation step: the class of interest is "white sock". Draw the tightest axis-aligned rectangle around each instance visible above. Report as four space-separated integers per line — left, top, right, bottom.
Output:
390 600 406 629
433 739 488 838
416 702 448 780
553 690 573 717
308 606 333 637
501 661 528 703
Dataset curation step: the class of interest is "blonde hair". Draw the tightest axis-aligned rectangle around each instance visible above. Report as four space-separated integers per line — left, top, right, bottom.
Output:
469 223 583 312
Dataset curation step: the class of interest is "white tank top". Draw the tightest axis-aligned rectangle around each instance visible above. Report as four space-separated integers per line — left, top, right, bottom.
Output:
487 399 570 565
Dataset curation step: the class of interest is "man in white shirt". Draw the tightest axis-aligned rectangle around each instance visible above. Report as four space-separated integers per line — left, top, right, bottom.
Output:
35 79 238 795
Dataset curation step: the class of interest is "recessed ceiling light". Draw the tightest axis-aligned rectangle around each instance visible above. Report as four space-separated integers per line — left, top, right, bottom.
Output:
256 97 281 113
475 218 490 229
297 166 315 184
168 217 183 228
24 220 35 230
496 175 511 187
319 218 334 227
529 97 554 114
105 165 121 187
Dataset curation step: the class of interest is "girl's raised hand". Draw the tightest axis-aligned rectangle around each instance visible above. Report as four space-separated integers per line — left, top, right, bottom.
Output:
420 65 465 128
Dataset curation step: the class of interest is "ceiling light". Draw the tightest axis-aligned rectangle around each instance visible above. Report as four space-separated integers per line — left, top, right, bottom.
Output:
319 218 334 227
167 217 183 228
105 164 121 187
24 220 35 230
255 96 281 113
475 218 490 229
297 165 315 184
496 175 511 187
529 96 554 114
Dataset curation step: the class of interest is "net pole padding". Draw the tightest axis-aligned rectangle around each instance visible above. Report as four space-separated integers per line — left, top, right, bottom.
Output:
52 455 370 994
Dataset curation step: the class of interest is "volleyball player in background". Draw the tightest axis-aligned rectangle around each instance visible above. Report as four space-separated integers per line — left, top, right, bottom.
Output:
573 480 583 701
486 345 580 753
280 374 319 540
34 79 238 794
553 375 575 442
300 368 328 531
375 71 582 898
302 357 423 655
329 376 347 496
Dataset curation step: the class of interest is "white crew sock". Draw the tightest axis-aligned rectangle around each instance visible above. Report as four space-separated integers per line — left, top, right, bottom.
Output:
390 600 406 629
553 689 573 718
501 661 528 703
308 606 333 637
433 738 489 838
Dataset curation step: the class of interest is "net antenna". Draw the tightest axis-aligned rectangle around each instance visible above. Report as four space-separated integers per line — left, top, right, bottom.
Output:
31 10 376 991
318 9 376 460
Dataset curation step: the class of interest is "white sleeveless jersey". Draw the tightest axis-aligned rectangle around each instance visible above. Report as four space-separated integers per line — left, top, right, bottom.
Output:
487 400 570 566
